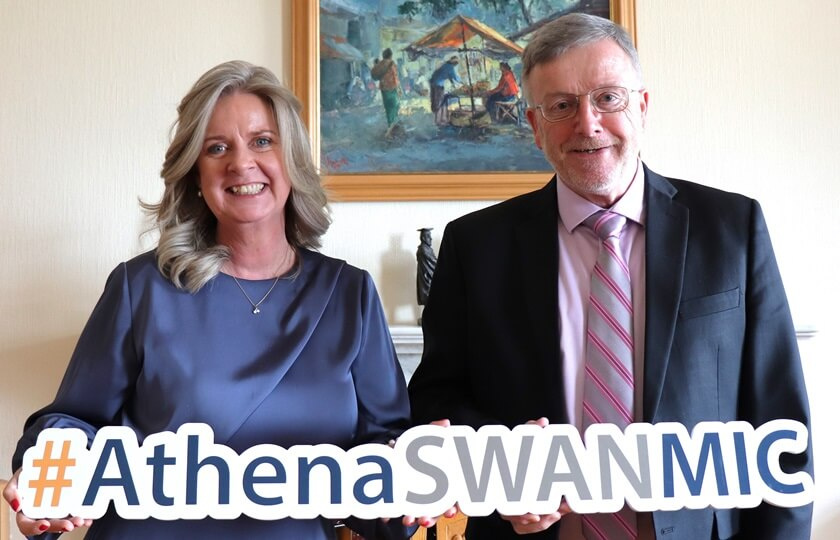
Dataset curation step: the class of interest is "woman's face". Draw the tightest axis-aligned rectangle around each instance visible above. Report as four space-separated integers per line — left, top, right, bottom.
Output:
196 91 291 237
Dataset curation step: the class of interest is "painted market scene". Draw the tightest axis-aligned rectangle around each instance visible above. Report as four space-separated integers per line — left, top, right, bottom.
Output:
319 0 610 174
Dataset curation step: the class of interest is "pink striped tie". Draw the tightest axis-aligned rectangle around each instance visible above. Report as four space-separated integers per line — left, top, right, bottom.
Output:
581 210 637 540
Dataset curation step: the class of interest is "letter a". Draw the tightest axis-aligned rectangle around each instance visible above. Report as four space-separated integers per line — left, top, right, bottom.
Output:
83 439 139 505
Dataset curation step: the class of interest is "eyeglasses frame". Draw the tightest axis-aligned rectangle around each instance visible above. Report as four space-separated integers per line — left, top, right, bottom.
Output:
532 86 646 123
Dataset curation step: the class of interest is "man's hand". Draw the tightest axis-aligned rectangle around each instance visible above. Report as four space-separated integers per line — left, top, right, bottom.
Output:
402 417 562 532
498 417 572 534
500 501 572 535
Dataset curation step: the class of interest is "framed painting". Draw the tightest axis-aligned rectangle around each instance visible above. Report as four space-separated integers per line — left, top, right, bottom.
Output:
292 0 636 201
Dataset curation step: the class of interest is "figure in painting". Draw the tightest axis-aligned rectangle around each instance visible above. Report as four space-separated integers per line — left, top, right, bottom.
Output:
485 61 520 122
429 56 462 125
371 48 401 134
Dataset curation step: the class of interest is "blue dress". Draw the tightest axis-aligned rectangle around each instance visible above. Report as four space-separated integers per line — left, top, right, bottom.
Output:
13 249 412 539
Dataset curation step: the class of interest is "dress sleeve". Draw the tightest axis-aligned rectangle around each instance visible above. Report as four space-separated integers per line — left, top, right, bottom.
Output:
350 272 411 445
12 262 140 470
345 273 417 539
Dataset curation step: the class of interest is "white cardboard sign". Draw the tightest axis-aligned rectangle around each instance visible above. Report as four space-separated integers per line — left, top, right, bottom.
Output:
18 420 812 520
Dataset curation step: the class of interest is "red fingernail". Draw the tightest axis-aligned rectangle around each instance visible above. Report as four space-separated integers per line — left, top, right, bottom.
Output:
39 524 49 532
11 498 20 512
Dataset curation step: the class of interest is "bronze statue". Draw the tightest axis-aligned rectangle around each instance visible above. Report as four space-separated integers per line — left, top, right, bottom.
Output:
416 228 437 309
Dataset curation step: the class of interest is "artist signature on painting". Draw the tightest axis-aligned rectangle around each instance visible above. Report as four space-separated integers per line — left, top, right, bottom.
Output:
323 156 349 172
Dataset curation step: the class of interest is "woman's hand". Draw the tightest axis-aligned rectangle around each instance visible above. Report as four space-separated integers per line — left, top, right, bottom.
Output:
3 469 94 536
400 418 561 532
399 419 459 529
401 504 459 529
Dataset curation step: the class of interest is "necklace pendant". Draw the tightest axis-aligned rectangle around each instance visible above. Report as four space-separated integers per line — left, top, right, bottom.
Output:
232 268 286 316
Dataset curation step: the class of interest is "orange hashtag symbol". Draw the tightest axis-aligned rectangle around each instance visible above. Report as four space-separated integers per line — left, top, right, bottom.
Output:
28 440 76 507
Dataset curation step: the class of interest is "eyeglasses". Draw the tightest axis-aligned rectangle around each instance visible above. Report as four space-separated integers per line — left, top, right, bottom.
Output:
533 86 643 122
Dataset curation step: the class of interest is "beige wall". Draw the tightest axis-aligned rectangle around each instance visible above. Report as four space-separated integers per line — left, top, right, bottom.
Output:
1 0 837 537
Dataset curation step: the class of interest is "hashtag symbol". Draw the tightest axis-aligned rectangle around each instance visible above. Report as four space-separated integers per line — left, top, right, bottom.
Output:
28 440 76 507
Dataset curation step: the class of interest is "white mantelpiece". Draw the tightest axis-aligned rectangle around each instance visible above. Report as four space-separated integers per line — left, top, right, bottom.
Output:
390 325 423 382
389 324 816 384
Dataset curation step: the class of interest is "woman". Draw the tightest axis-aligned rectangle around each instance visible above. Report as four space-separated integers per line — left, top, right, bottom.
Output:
370 48 400 129
3 60 413 539
484 62 519 122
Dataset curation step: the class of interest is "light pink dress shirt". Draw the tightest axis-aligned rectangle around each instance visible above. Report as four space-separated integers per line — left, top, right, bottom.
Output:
554 161 654 539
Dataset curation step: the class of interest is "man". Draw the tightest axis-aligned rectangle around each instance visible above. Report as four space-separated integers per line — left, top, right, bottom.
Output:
408 13 812 540
430 55 462 125
485 61 520 121
371 48 400 132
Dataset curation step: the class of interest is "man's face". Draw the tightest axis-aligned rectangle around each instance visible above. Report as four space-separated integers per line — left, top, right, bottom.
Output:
525 39 648 206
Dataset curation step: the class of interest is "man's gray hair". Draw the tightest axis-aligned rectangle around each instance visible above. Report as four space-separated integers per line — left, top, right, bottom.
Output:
521 13 642 104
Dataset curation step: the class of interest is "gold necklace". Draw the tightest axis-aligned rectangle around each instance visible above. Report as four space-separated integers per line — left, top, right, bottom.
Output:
230 248 294 315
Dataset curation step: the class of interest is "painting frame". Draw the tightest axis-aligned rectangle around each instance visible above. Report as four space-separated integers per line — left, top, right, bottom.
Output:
292 0 637 201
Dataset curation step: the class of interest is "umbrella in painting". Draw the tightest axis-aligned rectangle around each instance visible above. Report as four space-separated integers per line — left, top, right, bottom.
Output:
404 14 524 124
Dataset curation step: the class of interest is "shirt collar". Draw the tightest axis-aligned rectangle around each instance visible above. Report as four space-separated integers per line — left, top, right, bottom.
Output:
556 158 646 233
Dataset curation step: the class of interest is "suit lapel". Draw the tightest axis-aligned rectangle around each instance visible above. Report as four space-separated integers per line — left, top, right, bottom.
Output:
643 167 689 422
514 179 567 423
506 172 688 424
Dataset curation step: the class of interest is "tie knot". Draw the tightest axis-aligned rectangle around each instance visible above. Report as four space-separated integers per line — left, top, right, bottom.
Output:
584 210 627 241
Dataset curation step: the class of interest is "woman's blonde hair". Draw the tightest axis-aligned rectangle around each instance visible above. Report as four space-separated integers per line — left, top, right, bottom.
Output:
143 60 330 292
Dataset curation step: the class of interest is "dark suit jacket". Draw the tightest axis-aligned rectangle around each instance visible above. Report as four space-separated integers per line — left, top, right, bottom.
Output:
408 166 813 540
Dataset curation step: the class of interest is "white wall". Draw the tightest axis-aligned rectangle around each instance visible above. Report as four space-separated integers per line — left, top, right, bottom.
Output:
634 3 840 535
1 0 837 537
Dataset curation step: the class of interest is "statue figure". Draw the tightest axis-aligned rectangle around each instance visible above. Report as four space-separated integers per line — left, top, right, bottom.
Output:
416 228 437 310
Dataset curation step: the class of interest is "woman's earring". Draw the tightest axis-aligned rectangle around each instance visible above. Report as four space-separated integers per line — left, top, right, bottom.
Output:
197 189 203 198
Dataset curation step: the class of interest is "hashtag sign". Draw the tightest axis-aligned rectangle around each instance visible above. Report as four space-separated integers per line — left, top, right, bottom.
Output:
28 440 76 507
